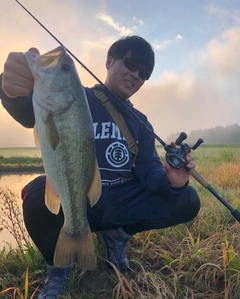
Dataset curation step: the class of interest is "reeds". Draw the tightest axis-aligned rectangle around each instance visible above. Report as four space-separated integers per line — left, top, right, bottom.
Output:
0 188 44 298
1 145 240 298
0 188 31 254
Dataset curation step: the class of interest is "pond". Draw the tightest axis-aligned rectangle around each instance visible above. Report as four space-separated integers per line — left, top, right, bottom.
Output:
0 172 44 248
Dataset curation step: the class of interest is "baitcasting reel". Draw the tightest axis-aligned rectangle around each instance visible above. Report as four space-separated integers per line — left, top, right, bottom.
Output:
165 132 204 169
164 132 240 222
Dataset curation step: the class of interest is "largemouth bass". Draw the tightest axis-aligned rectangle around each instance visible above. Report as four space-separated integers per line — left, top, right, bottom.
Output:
25 46 102 270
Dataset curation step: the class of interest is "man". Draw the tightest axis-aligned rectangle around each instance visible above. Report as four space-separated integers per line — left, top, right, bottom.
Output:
0 36 200 298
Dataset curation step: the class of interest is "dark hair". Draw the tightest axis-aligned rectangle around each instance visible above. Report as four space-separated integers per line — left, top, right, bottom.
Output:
107 36 155 76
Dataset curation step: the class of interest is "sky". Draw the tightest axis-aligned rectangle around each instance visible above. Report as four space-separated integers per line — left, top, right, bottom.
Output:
0 0 240 147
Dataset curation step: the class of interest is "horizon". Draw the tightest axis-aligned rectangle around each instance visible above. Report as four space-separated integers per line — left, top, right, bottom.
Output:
0 122 239 148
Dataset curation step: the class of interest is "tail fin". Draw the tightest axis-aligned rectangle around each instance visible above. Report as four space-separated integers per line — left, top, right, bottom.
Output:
53 227 96 270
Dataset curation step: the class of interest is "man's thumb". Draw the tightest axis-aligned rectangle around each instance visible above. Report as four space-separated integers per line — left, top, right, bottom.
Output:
28 47 40 58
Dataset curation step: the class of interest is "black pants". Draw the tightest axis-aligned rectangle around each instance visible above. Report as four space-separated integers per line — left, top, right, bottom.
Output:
22 175 200 265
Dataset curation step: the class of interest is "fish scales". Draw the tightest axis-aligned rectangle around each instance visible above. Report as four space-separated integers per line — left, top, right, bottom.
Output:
35 100 94 233
25 46 102 270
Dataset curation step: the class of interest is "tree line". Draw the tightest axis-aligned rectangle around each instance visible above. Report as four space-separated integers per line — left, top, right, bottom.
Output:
165 124 240 145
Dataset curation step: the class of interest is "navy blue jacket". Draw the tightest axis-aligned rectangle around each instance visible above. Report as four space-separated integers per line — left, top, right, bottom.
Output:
0 75 187 195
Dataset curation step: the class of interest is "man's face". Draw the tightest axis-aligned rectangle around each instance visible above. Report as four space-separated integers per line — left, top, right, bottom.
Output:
105 51 145 99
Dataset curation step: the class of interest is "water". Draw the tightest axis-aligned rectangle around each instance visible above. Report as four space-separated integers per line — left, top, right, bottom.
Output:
0 172 44 248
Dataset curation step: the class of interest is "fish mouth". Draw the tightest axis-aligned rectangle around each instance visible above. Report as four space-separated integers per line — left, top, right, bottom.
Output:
35 46 67 68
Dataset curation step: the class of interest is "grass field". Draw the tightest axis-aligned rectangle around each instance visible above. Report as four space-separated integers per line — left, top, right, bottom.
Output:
1 145 240 298
0 147 43 171
0 147 41 158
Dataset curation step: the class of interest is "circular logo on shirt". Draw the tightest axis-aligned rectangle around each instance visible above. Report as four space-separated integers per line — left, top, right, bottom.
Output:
106 142 129 168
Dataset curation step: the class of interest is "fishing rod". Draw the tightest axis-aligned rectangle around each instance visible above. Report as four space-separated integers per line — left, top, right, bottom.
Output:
14 0 169 151
14 0 240 222
170 133 240 222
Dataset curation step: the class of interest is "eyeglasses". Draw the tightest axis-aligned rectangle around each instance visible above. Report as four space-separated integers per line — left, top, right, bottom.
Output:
122 57 150 81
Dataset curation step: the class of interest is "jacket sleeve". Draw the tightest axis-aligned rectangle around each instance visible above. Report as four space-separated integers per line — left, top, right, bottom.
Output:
0 74 35 128
132 117 188 195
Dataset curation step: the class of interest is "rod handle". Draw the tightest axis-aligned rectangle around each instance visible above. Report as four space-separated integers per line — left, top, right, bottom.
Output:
184 165 240 223
232 210 240 222
184 166 210 188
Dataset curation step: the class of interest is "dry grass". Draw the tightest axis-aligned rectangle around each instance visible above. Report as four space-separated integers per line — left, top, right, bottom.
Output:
1 145 240 298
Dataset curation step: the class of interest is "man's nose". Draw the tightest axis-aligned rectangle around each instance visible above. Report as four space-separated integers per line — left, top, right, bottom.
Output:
130 69 140 79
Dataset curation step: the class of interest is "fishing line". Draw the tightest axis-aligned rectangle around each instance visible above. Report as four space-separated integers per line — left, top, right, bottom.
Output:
12 0 240 222
14 0 169 150
0 1 37 50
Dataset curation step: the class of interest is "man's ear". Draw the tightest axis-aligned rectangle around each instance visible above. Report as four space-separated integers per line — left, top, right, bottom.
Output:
106 56 114 70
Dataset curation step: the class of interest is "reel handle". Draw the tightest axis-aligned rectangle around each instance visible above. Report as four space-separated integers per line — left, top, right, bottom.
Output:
192 138 204 150
175 132 187 145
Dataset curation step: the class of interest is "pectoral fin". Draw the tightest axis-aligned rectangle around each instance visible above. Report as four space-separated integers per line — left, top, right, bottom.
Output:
45 115 59 150
87 160 102 207
45 177 61 214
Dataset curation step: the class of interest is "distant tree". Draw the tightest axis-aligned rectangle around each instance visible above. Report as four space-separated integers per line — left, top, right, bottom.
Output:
165 124 240 145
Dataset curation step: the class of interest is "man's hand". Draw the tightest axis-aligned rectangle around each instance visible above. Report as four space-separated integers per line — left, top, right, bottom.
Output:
2 47 40 98
162 142 196 188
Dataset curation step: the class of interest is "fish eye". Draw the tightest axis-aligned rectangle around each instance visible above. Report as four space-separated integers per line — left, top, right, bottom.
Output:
61 63 71 72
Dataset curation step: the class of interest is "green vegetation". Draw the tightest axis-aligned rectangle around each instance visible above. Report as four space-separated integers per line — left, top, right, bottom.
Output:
166 124 240 145
0 156 43 167
0 148 43 172
1 145 240 298
0 148 41 158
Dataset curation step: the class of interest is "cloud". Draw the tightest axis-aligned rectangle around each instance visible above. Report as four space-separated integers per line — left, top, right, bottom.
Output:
205 27 240 76
131 16 144 31
97 13 133 36
153 35 183 51
131 27 240 141
96 13 145 37
206 4 240 26
132 17 144 26
1 1 240 147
